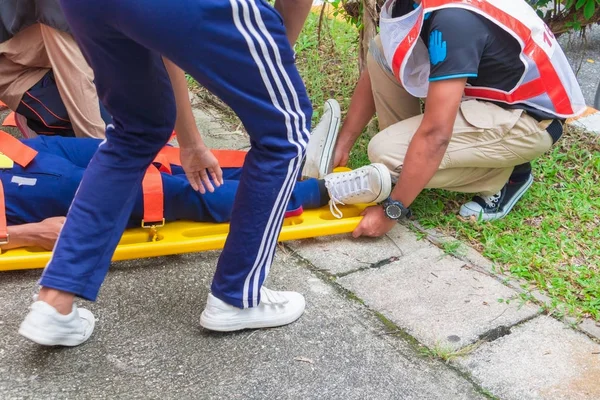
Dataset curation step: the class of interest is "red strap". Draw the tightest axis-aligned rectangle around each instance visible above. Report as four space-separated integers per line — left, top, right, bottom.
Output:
156 146 181 166
0 130 38 244
212 149 247 168
143 147 248 226
0 180 7 244
0 130 38 167
141 164 164 226
2 112 16 127
156 146 248 168
152 152 172 174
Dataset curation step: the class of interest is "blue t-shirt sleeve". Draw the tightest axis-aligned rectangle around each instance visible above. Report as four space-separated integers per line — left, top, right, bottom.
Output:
424 9 488 82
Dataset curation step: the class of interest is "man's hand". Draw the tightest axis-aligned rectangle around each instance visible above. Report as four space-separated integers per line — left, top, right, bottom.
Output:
162 58 223 193
333 143 350 168
352 206 397 238
180 145 224 194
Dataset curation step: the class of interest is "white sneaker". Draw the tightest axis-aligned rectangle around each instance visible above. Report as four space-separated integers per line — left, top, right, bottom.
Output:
301 99 341 179
324 163 392 218
200 287 305 332
18 301 95 346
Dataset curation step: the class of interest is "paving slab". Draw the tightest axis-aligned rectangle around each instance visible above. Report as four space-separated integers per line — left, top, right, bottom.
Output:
0 251 484 400
288 224 429 276
578 318 600 341
456 316 600 400
560 27 600 107
337 247 540 350
192 108 250 150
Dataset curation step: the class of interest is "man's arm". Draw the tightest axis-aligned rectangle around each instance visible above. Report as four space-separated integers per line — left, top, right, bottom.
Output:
333 69 377 167
353 78 467 237
162 58 223 194
0 217 65 251
274 0 313 46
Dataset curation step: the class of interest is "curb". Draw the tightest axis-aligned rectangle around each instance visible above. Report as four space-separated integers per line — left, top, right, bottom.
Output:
566 106 600 134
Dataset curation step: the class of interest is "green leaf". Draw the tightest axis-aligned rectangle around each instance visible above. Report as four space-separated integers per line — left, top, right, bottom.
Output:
584 0 596 19
576 0 587 10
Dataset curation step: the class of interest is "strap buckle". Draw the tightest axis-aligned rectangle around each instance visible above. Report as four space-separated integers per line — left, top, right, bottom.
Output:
141 219 165 229
0 233 9 245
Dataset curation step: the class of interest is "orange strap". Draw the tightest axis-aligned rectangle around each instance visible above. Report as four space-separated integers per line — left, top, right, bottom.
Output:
2 112 16 127
0 180 7 244
0 130 37 167
156 146 248 168
142 146 248 227
141 164 164 227
0 130 38 244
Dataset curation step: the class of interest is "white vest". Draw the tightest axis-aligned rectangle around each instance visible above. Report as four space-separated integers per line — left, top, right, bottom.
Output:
379 0 586 118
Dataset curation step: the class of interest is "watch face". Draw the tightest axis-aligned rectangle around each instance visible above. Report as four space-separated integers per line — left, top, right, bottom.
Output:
386 204 403 219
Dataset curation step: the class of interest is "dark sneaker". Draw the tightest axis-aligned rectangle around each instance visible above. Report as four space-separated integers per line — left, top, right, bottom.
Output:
459 174 534 221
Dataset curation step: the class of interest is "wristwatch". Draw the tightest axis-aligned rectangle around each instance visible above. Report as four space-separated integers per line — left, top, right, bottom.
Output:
380 197 411 220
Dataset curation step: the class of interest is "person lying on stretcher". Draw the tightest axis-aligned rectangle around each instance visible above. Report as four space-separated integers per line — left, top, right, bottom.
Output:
0 101 392 251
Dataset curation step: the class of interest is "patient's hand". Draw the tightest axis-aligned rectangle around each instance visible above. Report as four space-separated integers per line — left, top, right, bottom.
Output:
34 217 67 250
1 217 66 251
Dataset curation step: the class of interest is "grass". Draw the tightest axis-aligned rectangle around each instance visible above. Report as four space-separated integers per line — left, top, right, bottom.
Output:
420 341 482 364
188 11 599 322
410 128 600 321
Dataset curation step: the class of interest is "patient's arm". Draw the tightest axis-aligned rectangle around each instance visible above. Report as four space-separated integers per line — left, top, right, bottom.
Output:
0 217 65 251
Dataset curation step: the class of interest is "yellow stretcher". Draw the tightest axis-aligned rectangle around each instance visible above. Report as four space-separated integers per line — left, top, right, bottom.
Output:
0 202 368 272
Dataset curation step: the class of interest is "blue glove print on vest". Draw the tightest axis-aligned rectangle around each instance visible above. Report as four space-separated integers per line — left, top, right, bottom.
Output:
429 30 447 66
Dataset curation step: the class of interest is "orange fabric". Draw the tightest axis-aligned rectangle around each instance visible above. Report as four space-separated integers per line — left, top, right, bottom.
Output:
0 130 38 167
212 149 247 168
2 112 16 127
0 130 38 243
0 180 7 242
141 164 164 225
156 146 247 168
144 146 248 224
0 100 7 109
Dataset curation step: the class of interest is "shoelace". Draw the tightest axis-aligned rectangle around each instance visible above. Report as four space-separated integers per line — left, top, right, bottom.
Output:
325 172 370 219
260 287 288 305
482 191 502 208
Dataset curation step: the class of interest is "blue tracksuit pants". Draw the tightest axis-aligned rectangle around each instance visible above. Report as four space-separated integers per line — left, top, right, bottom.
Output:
42 0 312 307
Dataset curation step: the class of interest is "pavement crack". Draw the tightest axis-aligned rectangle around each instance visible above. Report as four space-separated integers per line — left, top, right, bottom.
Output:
334 256 402 278
478 325 512 342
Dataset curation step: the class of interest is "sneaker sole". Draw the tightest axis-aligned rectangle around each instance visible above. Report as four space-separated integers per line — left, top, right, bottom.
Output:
302 99 341 179
18 317 96 347
459 175 534 221
200 300 306 332
370 163 393 204
316 100 341 178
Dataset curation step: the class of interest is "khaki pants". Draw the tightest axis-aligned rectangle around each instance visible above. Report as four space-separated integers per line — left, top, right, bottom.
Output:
366 36 554 196
0 24 105 138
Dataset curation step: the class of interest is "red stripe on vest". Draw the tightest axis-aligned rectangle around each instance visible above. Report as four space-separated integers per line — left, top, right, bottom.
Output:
391 0 573 115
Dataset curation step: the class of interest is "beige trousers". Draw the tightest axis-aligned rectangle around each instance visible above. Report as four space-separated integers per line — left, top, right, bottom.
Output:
366 36 554 195
0 24 105 138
